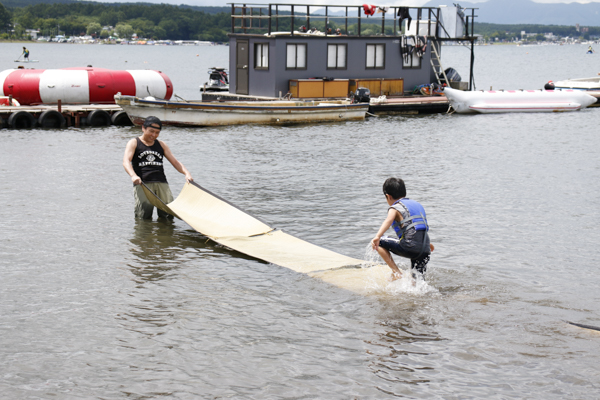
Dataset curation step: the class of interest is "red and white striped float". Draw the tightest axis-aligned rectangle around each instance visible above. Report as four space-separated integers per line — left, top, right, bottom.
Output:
0 67 173 105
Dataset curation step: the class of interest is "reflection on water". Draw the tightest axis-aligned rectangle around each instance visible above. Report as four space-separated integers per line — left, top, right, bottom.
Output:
128 219 179 283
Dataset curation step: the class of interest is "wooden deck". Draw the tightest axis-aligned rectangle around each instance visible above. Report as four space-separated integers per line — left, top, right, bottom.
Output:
369 95 449 115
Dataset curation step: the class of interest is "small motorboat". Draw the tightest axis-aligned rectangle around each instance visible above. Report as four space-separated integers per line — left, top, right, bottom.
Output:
114 93 369 127
444 87 596 114
199 67 229 92
549 77 600 91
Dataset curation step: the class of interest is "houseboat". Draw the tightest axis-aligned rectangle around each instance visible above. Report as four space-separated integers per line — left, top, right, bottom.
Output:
225 2 478 107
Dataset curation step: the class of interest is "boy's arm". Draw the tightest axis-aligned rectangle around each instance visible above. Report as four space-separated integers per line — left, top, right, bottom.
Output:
371 208 399 249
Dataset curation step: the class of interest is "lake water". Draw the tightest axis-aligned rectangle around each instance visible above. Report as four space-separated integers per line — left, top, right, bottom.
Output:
1 42 600 399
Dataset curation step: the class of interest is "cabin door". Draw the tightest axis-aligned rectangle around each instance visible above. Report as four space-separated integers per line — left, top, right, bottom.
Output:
236 40 249 95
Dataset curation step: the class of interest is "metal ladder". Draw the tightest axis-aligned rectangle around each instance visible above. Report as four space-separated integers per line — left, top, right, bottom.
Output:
430 41 449 85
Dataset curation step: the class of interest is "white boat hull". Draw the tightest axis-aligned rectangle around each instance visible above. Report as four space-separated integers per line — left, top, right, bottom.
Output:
553 77 600 91
444 87 597 114
114 94 369 126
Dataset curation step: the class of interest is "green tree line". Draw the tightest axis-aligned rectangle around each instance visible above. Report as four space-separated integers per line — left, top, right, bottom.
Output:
1 1 232 42
476 22 600 41
2 0 598 43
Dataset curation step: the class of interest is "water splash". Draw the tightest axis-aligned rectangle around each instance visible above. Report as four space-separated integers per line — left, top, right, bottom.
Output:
362 244 437 296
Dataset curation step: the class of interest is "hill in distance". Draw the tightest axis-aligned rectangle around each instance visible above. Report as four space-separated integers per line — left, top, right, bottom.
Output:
423 0 600 26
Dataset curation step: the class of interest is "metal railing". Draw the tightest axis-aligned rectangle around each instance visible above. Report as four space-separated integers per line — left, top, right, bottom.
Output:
229 3 477 40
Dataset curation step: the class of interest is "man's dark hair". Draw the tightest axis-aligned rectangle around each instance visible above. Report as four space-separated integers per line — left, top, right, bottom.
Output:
383 177 406 199
143 116 162 129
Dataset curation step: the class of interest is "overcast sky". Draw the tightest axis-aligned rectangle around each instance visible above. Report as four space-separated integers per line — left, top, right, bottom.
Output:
95 0 600 7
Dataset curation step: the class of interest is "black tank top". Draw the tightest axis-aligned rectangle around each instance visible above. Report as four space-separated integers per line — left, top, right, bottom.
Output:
132 137 168 183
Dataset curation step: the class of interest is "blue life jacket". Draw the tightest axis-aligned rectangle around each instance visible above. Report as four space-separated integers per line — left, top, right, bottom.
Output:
390 198 429 239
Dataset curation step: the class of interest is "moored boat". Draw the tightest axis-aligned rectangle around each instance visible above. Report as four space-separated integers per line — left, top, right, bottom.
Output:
551 77 600 91
114 94 369 127
199 67 229 92
444 87 596 114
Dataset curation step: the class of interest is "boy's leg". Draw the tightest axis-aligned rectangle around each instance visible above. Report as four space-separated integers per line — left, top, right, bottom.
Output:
376 245 403 280
411 255 430 275
379 236 418 280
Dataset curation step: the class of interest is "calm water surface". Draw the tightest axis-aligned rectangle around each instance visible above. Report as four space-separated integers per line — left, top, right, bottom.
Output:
1 43 600 399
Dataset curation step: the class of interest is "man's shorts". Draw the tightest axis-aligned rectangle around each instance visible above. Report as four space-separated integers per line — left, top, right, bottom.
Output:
379 235 430 274
133 182 174 219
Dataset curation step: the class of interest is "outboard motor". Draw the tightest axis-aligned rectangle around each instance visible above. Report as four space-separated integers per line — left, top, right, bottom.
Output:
544 81 555 90
444 67 462 83
355 87 371 103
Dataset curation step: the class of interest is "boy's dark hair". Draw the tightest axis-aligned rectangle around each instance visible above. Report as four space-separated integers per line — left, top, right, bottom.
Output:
383 177 406 199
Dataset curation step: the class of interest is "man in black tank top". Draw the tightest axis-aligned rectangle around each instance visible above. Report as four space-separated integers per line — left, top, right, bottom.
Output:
123 116 193 219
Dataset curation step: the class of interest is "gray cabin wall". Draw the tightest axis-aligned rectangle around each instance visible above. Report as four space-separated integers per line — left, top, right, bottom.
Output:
249 37 278 97
229 36 237 93
229 34 440 97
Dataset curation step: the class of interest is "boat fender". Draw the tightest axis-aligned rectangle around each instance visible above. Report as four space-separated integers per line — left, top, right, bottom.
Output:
37 110 65 128
111 110 133 126
8 110 36 129
544 81 555 90
86 109 111 127
0 117 6 129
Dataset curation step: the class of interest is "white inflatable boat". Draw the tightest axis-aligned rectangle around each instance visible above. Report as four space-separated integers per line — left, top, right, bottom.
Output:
444 87 597 114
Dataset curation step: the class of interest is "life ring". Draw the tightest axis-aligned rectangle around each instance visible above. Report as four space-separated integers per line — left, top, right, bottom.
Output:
111 110 133 126
86 109 112 126
37 110 65 128
8 111 36 129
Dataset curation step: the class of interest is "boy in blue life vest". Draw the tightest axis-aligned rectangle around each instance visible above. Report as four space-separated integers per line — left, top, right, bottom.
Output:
371 177 434 281
22 47 29 61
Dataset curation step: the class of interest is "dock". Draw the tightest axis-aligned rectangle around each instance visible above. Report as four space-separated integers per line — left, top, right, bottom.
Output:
0 103 132 129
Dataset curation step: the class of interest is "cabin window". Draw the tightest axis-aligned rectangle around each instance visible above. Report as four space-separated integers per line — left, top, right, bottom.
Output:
255 43 269 69
401 36 422 69
366 43 385 69
286 43 307 69
327 44 347 69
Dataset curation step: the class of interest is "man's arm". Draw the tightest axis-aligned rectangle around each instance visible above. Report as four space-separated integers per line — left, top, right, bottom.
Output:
123 138 142 185
161 141 193 182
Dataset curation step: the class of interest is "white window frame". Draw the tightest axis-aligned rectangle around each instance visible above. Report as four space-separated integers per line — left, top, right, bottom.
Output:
327 43 347 70
366 43 385 69
286 43 307 70
401 37 422 69
255 43 269 69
